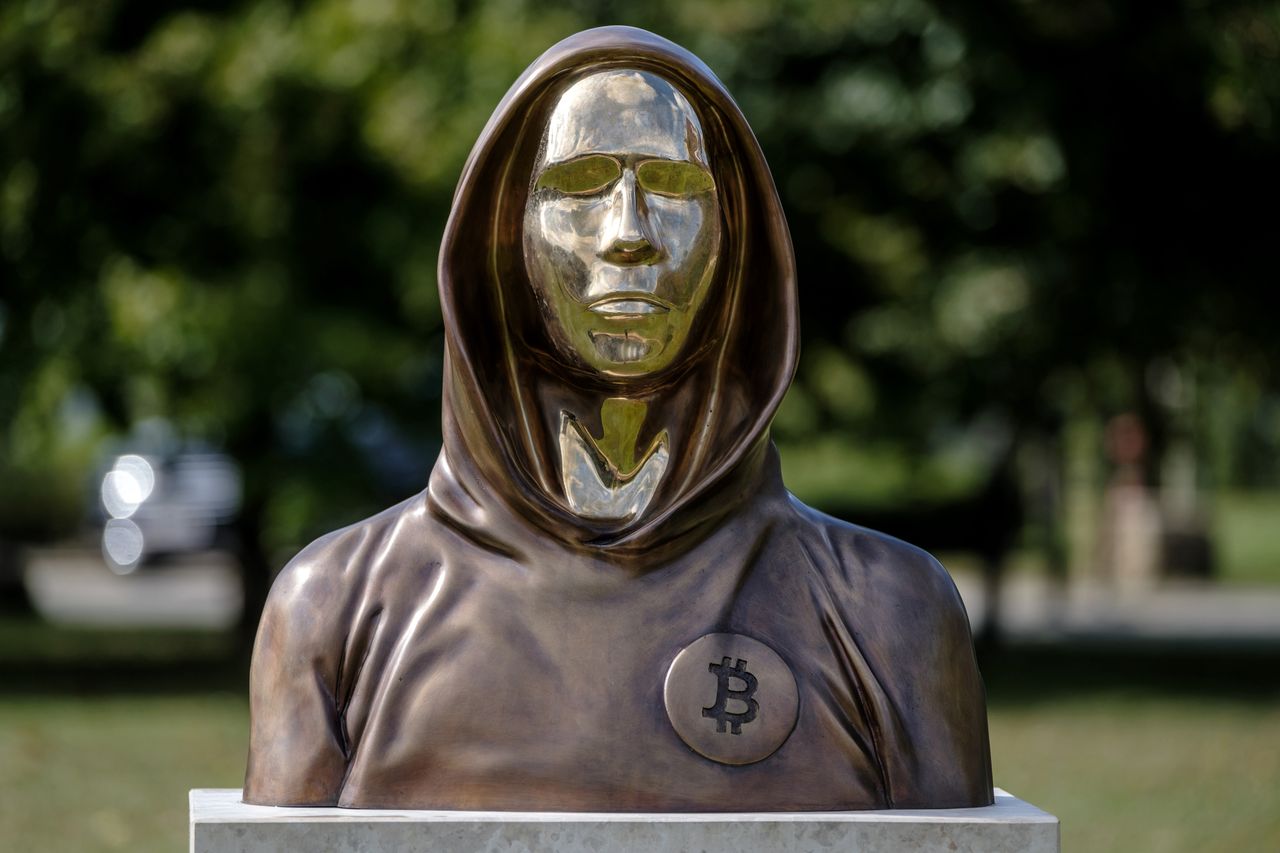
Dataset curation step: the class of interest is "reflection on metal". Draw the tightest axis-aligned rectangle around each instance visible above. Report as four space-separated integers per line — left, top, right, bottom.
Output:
559 398 669 519
664 633 799 766
524 69 721 377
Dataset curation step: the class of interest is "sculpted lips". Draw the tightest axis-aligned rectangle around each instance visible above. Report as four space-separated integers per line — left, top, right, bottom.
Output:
588 294 671 316
588 330 658 362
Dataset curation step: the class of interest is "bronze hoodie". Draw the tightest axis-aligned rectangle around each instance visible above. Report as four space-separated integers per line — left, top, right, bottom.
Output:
244 26 993 811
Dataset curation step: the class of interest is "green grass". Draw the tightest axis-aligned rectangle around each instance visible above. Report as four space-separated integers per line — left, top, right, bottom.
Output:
0 616 236 665
0 693 247 853
2 683 1277 851
1214 491 1280 584
993 695 1280 852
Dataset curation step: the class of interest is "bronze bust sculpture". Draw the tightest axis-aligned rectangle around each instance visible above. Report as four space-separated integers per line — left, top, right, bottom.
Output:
244 26 992 811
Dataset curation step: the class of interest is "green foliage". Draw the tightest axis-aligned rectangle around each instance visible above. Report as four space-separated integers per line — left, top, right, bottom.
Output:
2 0 1278 549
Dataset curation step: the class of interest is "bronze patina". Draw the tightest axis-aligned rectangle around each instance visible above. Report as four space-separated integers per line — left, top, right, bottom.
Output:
244 26 993 812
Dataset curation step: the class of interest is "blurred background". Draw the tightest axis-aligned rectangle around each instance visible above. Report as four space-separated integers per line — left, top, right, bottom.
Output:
2 1 1279 850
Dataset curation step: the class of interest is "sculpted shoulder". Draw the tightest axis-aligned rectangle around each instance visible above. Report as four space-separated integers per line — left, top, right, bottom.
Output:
787 496 968 627
246 492 430 806
258 491 430 634
784 496 992 807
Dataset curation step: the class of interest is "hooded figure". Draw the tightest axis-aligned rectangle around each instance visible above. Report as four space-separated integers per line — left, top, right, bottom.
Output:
244 27 992 811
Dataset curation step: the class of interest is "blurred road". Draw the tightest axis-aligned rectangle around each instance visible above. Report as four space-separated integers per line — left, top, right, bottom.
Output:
24 548 241 629
954 571 1280 644
17 547 1280 642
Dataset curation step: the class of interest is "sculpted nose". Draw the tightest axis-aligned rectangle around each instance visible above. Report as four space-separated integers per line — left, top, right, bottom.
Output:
599 170 661 265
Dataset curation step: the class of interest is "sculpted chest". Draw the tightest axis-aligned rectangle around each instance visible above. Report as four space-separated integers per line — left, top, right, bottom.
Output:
335 551 884 811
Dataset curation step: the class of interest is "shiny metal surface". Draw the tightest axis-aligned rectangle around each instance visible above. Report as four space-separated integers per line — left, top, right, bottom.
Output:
244 26 993 814
664 633 799 766
558 399 669 520
523 69 721 377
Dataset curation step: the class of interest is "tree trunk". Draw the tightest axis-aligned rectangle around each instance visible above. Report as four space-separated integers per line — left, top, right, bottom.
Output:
0 540 36 616
234 501 273 662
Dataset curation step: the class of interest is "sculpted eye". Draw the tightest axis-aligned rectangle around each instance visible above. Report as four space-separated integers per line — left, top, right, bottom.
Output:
535 155 622 194
636 160 715 196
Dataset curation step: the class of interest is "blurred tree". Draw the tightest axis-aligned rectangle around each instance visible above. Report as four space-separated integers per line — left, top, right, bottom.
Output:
2 0 1278 644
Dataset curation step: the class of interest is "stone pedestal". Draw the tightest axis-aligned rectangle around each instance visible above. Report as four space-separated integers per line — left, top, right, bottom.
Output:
190 787 1058 852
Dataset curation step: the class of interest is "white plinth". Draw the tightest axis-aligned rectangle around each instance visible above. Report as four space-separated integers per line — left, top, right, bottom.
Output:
190 788 1058 853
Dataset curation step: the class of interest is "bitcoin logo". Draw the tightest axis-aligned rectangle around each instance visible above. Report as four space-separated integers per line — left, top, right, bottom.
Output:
664 633 798 766
702 657 759 734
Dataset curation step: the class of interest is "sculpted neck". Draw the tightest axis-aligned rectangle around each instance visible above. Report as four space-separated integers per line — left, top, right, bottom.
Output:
558 396 669 521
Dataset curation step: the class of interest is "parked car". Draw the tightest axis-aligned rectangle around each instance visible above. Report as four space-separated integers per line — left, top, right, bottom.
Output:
92 446 242 573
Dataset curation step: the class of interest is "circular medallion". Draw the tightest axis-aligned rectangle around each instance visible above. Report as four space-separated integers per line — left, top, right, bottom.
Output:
663 632 799 766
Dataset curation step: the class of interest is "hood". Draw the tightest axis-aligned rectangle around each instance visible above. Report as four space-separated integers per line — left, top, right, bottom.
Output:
427 26 798 561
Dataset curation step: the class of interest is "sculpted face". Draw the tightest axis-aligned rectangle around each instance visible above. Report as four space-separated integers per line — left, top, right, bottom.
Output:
523 69 722 377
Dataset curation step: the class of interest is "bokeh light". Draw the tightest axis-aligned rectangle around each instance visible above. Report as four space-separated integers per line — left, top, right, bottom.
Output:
102 518 145 572
100 455 156 520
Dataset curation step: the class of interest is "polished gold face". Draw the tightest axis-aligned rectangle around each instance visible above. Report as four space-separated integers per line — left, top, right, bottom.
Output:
523 69 722 377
